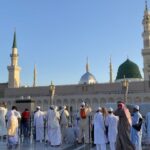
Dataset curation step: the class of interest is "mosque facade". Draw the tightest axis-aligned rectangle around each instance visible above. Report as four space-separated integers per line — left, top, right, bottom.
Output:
0 4 150 115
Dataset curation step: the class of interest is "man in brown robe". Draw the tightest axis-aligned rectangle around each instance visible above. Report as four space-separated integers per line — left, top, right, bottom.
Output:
114 102 135 150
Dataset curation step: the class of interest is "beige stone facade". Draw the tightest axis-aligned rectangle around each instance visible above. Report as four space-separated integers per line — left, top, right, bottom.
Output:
0 81 149 116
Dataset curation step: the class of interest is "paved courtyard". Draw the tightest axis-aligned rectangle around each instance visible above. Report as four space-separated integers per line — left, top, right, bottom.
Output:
0 139 149 150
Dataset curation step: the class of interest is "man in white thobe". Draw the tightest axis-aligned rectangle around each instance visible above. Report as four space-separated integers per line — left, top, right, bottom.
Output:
0 103 7 138
105 107 119 150
34 106 45 142
46 106 53 143
131 105 142 150
59 106 69 142
47 105 61 146
6 106 21 147
94 107 107 150
7 110 19 148
145 112 150 144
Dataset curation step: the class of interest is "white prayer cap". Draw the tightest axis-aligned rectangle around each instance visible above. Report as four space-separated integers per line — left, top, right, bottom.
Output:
97 107 101 111
108 107 113 112
36 106 40 109
55 106 58 111
81 102 85 106
134 105 139 111
63 105 67 109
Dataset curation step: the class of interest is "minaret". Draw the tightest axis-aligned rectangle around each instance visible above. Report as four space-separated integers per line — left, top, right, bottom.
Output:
7 31 21 88
33 64 37 87
86 57 89 72
142 1 150 81
109 57 113 83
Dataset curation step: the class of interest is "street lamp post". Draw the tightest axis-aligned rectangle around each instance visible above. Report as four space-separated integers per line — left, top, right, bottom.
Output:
122 76 129 103
49 81 55 105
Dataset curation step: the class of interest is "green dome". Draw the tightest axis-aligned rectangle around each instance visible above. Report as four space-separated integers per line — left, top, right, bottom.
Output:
116 59 142 80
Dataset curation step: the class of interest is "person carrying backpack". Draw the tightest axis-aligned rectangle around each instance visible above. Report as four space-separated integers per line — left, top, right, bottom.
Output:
131 105 143 150
78 102 92 144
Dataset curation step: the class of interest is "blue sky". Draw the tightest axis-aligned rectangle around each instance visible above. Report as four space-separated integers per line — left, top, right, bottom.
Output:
0 0 146 86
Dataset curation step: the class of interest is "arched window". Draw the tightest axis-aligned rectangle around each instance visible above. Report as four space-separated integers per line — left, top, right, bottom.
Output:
63 99 68 106
43 99 48 110
108 97 114 103
56 99 62 106
134 97 141 103
144 97 150 103
100 98 106 106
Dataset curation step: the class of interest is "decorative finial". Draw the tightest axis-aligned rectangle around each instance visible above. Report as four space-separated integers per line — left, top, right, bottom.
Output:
127 55 129 60
144 0 149 14
50 81 55 92
145 0 148 11
86 57 89 72
109 56 113 83
51 80 53 86
12 31 17 48
33 64 37 87
110 55 112 64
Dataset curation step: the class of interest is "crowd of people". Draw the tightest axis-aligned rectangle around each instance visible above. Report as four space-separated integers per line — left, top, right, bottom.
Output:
0 101 149 150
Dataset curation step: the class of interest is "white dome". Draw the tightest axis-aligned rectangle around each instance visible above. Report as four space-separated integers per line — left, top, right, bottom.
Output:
79 59 97 84
79 72 97 84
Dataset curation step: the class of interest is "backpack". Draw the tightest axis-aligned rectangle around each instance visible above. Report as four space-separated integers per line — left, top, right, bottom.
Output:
80 108 86 119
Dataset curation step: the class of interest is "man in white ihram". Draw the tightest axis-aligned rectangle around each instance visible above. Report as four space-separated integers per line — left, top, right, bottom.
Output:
105 107 119 150
34 106 45 142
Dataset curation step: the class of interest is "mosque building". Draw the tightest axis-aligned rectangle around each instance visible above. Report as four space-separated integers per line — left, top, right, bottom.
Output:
0 3 150 115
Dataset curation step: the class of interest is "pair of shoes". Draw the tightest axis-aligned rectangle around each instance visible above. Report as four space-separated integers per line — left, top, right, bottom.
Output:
51 145 60 147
